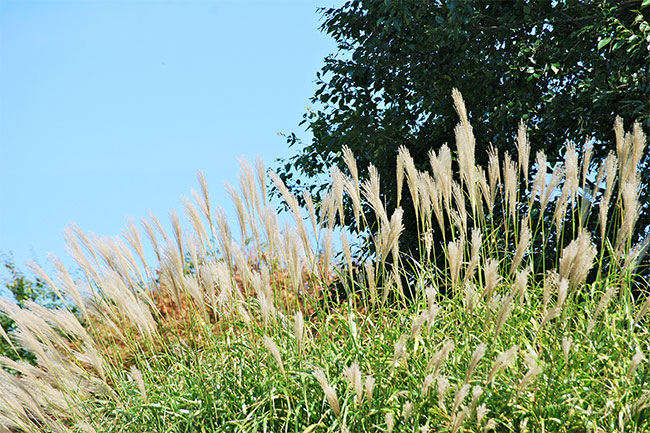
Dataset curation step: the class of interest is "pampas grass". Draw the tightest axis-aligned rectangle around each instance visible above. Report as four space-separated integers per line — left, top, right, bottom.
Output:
0 90 648 432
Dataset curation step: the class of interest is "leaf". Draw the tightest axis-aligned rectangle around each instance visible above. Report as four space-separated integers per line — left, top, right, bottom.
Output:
302 424 325 433
598 37 611 50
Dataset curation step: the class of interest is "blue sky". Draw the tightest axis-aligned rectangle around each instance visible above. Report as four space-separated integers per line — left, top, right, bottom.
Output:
0 0 342 278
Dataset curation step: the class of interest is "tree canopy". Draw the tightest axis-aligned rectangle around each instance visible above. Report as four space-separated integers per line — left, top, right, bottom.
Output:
277 0 650 259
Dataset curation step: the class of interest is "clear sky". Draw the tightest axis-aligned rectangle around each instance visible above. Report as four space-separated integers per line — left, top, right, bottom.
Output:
0 0 342 279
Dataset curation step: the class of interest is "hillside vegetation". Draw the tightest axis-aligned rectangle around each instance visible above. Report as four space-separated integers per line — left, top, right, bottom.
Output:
0 92 648 432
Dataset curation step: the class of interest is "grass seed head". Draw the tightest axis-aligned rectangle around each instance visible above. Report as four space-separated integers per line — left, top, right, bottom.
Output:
627 348 647 379
437 375 450 409
487 345 519 384
313 368 340 417
453 384 470 415
403 400 413 420
129 366 147 403
476 403 489 427
386 412 395 433
465 343 487 383
364 375 375 405
343 361 363 404
451 405 468 433
562 337 572 364
263 336 285 377
294 310 304 354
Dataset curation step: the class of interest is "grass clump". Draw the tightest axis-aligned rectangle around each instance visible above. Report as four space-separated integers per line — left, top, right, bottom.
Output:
0 91 648 432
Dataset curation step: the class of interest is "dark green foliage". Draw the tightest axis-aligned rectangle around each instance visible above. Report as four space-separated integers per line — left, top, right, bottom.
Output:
277 0 650 259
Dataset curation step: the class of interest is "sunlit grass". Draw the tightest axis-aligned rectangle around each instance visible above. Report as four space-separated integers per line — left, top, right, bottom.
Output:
0 91 648 433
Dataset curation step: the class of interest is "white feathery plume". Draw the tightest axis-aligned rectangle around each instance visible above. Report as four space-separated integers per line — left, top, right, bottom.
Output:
493 292 514 340
437 375 450 409
464 343 487 383
330 166 346 227
129 366 147 403
587 285 619 335
182 195 209 252
263 336 285 377
294 310 304 354
635 295 650 325
427 340 455 376
564 141 579 207
559 230 597 289
562 337 572 364
581 141 593 193
452 89 478 211
487 345 518 384
430 144 453 215
319 189 338 230
238 157 262 226
343 361 363 404
344 176 362 231
313 368 340 417
378 208 404 263
410 311 429 339
451 406 468 433
483 258 501 304
518 351 543 393
403 400 413 420
487 146 501 212
121 218 151 281
484 419 498 432
254 156 267 206
426 174 445 234
476 167 491 210
509 219 531 275
451 182 468 237
386 412 395 433
269 172 309 249
517 120 530 184
452 384 470 415
531 151 547 203
599 152 618 240
391 334 408 371
302 189 319 237
503 152 518 219
422 373 436 395
365 261 377 307
341 231 353 280
476 403 489 427
196 169 214 229
464 283 478 315
627 348 646 379
514 268 529 305
616 179 641 254
168 208 184 262
364 375 375 405
464 228 482 285
361 165 387 225
540 164 564 213
397 146 406 207
399 146 421 222
447 235 465 289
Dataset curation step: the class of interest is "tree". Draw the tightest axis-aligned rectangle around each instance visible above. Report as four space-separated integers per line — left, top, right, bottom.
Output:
277 0 650 264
